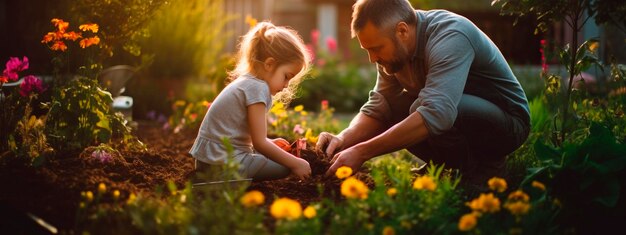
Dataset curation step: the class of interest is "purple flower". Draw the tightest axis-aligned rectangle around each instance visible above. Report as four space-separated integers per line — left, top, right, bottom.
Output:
2 56 29 82
92 149 113 163
19 75 45 97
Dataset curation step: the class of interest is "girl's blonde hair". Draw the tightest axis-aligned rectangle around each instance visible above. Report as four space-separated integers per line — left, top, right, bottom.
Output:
229 21 311 103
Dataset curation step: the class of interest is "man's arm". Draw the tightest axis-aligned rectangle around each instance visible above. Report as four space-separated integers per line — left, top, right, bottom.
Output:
319 112 386 157
325 111 429 176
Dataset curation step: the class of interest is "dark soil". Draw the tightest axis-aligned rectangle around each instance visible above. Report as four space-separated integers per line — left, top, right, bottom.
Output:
0 120 370 232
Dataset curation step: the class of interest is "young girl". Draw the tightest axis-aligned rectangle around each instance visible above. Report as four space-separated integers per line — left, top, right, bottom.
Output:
190 21 312 181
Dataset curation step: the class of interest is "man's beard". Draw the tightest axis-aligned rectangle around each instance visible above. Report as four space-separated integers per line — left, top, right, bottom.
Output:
379 35 409 75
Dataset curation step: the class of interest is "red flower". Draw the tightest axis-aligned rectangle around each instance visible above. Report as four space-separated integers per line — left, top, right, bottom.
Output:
19 75 45 97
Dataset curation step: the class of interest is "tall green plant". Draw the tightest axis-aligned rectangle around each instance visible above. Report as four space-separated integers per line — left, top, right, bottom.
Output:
140 0 233 79
492 0 626 145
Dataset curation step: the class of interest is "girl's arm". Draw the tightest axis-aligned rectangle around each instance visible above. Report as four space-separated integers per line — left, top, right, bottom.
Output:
247 103 310 179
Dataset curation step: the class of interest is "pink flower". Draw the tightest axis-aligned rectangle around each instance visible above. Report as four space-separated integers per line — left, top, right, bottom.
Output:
326 36 337 54
293 124 305 134
2 56 29 82
321 100 329 111
311 29 320 47
19 75 45 97
92 149 113 163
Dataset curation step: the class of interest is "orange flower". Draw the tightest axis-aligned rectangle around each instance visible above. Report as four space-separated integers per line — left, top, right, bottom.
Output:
52 19 69 32
79 23 99 33
63 31 82 41
79 36 100 48
41 32 56 43
488 177 507 193
51 41 67 51
412 175 437 191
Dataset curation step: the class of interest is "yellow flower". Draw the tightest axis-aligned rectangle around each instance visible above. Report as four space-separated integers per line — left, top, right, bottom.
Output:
336 166 353 179
466 193 501 213
412 175 437 191
386 187 398 197
341 177 369 200
531 180 546 191
505 201 530 216
294 105 304 112
305 128 318 145
245 15 258 28
588 41 599 53
382 226 395 235
85 191 94 202
488 177 507 193
240 190 265 207
507 190 529 202
270 198 302 220
458 213 478 231
113 190 120 200
98 183 106 194
127 193 137 205
270 102 287 117
303 205 317 219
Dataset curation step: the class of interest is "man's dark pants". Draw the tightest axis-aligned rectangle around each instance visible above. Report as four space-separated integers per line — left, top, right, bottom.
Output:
387 93 530 188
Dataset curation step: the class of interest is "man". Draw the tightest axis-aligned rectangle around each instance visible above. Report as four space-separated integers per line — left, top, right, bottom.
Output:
316 0 530 185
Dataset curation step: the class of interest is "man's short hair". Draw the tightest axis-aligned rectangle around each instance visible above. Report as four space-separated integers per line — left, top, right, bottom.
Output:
351 0 417 38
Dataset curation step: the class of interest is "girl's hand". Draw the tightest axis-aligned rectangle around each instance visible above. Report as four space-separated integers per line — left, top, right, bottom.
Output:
290 158 311 180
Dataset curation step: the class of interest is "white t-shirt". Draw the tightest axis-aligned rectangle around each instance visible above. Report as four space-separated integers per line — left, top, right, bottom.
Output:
189 74 272 164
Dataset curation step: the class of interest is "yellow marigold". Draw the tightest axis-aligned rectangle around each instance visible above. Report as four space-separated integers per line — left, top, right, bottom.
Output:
531 180 546 191
98 183 106 194
294 105 304 112
507 190 529 202
240 190 265 207
505 201 530 216
386 187 398 197
270 198 302 220
305 128 318 145
127 193 137 205
412 175 437 191
341 177 369 200
458 213 478 231
336 166 353 179
488 177 507 193
382 226 395 235
113 190 120 200
303 205 316 219
85 191 94 202
466 193 501 213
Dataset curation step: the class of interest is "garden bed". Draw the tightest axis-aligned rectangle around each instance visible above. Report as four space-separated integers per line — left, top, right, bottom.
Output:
0 120 367 231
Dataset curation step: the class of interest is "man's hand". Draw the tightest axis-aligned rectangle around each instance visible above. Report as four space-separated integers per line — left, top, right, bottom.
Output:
324 146 367 177
315 132 344 157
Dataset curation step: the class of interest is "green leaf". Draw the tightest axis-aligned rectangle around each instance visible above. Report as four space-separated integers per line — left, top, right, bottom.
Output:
534 138 561 163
